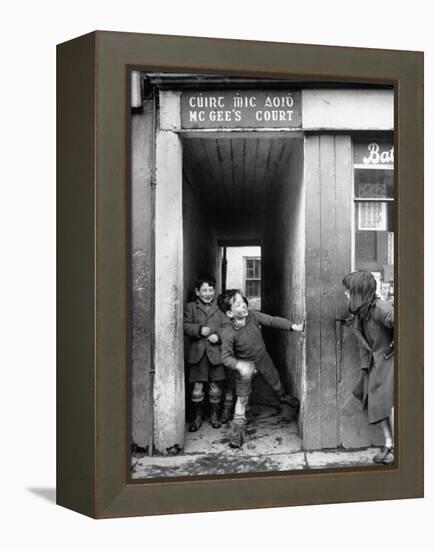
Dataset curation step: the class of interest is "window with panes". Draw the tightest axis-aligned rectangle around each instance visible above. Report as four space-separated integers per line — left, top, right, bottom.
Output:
244 258 261 299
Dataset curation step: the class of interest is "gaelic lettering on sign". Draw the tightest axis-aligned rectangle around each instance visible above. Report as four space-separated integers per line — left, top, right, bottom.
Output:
181 90 302 129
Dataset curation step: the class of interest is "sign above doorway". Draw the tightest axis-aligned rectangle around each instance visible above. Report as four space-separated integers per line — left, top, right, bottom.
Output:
181 90 302 129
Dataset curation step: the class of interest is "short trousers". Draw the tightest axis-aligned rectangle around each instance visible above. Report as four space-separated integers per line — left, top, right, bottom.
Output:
223 366 237 392
188 354 226 383
234 352 281 398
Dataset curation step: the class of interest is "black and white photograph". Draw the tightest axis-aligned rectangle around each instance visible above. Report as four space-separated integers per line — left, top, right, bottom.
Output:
4 0 430 542
130 72 396 479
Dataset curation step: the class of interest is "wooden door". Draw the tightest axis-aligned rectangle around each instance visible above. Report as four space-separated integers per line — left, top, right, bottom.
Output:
304 134 381 450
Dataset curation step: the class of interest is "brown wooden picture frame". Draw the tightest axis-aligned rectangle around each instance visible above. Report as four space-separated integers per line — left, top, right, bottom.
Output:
57 31 424 519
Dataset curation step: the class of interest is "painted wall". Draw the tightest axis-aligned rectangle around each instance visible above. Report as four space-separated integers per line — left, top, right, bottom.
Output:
261 138 305 407
225 246 261 309
153 92 185 453
225 246 261 289
302 89 394 130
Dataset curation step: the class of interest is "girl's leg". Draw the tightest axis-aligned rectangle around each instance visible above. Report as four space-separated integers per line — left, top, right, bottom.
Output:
373 411 394 464
380 416 393 448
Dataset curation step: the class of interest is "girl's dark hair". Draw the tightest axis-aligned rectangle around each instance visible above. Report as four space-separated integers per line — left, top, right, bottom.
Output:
217 289 244 313
343 270 378 319
194 274 216 290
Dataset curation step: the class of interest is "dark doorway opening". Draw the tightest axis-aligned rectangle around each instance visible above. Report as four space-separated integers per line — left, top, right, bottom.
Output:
182 133 305 448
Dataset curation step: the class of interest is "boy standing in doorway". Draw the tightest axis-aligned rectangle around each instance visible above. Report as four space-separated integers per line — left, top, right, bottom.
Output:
218 289 304 448
184 275 229 432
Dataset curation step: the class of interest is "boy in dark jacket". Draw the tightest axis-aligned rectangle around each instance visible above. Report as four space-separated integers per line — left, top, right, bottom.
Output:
218 289 304 448
184 275 229 432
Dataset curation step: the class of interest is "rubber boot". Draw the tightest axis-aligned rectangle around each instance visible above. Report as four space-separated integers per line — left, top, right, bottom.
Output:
210 403 221 428
220 402 233 424
278 393 300 410
188 402 203 432
229 422 245 448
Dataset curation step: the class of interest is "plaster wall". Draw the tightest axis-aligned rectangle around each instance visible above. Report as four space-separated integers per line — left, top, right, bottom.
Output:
153 92 185 452
131 101 154 449
225 246 261 310
302 89 394 130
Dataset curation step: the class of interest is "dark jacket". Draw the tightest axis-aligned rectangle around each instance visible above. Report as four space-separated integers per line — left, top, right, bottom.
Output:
184 300 229 365
351 299 394 424
221 310 293 370
352 299 394 371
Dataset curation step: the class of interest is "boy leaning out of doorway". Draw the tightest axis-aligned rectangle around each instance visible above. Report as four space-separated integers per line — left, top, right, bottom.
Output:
184 275 231 432
218 289 304 449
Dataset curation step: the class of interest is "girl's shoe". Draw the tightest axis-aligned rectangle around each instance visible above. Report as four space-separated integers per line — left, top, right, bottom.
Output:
373 446 394 464
381 447 394 465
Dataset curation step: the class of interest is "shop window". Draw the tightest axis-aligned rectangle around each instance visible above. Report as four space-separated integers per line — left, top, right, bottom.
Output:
353 141 394 302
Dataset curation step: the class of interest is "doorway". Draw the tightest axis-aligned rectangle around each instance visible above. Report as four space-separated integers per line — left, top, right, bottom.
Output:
131 82 395 462
182 133 305 452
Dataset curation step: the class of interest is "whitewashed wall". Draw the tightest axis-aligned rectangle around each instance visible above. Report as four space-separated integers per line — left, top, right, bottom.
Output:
303 89 394 130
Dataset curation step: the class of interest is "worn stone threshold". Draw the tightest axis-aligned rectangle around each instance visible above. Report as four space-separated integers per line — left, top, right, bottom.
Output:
131 404 385 479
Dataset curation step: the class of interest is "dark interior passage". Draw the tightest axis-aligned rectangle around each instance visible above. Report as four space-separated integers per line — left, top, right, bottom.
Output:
182 134 305 415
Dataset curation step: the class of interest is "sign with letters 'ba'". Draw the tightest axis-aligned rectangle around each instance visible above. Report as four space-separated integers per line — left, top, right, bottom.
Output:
181 90 302 129
353 142 394 166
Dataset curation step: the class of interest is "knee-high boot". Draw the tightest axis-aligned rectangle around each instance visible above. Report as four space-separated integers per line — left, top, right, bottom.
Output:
189 401 203 432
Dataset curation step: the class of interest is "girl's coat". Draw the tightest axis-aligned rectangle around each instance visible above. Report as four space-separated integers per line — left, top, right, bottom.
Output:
351 299 394 424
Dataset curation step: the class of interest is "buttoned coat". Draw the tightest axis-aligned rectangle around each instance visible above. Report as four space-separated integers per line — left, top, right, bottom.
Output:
351 299 394 424
184 300 228 365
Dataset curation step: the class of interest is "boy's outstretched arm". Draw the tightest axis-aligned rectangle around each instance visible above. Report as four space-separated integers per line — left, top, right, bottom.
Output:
254 311 303 332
